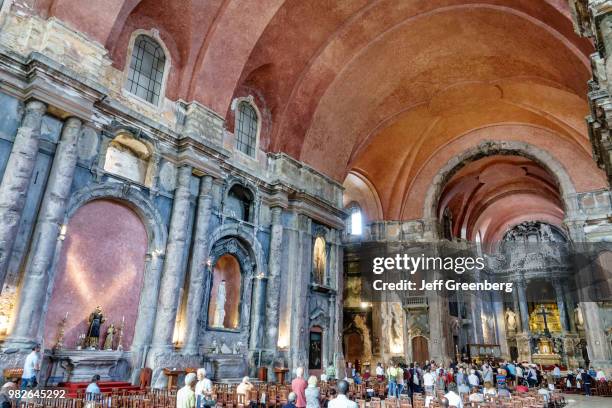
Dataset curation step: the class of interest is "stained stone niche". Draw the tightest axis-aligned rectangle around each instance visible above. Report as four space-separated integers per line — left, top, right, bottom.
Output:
208 254 242 330
313 237 327 285
103 132 152 186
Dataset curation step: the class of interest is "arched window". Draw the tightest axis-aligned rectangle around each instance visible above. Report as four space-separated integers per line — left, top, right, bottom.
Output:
224 184 254 222
126 35 166 105
235 101 258 157
349 205 363 236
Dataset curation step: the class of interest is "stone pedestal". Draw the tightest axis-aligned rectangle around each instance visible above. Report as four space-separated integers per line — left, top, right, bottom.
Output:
46 350 128 385
203 353 247 380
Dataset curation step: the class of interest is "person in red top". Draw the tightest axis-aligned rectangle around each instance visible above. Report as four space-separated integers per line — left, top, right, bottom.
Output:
291 366 308 408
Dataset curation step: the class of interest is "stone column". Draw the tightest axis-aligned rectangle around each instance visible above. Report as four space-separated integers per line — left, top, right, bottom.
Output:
182 175 214 355
0 100 46 290
580 301 612 369
427 269 450 364
492 292 509 359
516 279 530 334
250 275 267 352
6 116 81 348
265 206 284 349
512 288 522 331
150 165 193 349
552 281 569 332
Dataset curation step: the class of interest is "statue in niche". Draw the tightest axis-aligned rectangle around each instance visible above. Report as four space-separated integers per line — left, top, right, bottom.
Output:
104 324 115 350
213 280 227 327
313 237 326 285
506 309 518 333
353 315 372 361
574 305 585 330
86 306 106 349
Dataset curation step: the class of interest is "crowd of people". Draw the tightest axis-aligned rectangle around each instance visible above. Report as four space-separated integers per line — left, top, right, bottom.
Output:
170 358 609 408
338 359 609 402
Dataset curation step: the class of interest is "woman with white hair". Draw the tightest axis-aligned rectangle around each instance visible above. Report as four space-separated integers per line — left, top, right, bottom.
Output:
177 372 197 408
195 368 214 407
305 375 320 408
237 376 254 405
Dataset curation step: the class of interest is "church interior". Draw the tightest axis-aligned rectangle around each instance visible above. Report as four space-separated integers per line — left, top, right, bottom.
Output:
0 0 610 403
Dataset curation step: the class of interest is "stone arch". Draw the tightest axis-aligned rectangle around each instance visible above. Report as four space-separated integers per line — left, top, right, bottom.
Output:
204 224 266 278
221 178 260 224
200 225 266 353
420 140 579 238
65 183 167 253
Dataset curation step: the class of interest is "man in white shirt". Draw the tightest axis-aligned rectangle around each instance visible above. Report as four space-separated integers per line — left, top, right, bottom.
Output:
177 373 197 408
552 365 561 381
375 363 384 380
444 383 463 408
328 380 357 408
423 369 435 394
467 369 479 388
195 368 213 407
21 345 40 390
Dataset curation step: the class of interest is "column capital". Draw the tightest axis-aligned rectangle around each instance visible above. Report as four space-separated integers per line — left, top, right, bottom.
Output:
23 99 47 114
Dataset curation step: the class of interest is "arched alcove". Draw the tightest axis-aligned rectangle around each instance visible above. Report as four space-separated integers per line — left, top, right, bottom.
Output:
208 254 242 330
44 199 147 350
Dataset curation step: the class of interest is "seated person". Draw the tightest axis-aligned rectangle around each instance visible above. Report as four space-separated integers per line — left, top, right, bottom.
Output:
468 387 484 403
354 372 362 385
444 383 463 408
537 383 550 403
236 376 254 404
483 382 497 397
283 392 297 408
497 384 511 399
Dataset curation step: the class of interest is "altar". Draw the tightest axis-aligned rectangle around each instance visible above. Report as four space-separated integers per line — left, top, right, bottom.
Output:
45 350 129 385
203 353 247 381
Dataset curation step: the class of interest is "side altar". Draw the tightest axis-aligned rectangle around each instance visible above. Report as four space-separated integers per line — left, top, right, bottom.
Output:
45 350 130 385
43 306 131 385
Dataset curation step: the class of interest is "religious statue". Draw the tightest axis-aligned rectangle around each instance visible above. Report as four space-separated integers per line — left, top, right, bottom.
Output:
104 324 115 350
506 309 518 333
353 314 372 361
574 305 584 330
313 237 326 285
86 306 106 349
211 339 220 354
213 280 227 327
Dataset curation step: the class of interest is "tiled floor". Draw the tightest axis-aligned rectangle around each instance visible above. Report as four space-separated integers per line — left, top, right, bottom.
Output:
563 394 611 407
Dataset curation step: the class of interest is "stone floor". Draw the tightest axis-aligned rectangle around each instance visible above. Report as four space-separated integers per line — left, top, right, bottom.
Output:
563 394 611 407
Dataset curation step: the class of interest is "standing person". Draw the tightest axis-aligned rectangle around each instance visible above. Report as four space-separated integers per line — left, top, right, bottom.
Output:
526 365 537 388
467 369 479 389
292 367 308 408
328 380 357 408
195 368 214 407
552 364 561 383
305 376 320 408
423 368 435 395
582 369 593 397
177 373 197 408
396 365 405 396
21 345 40 390
386 362 398 397
375 362 384 381
85 375 101 398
